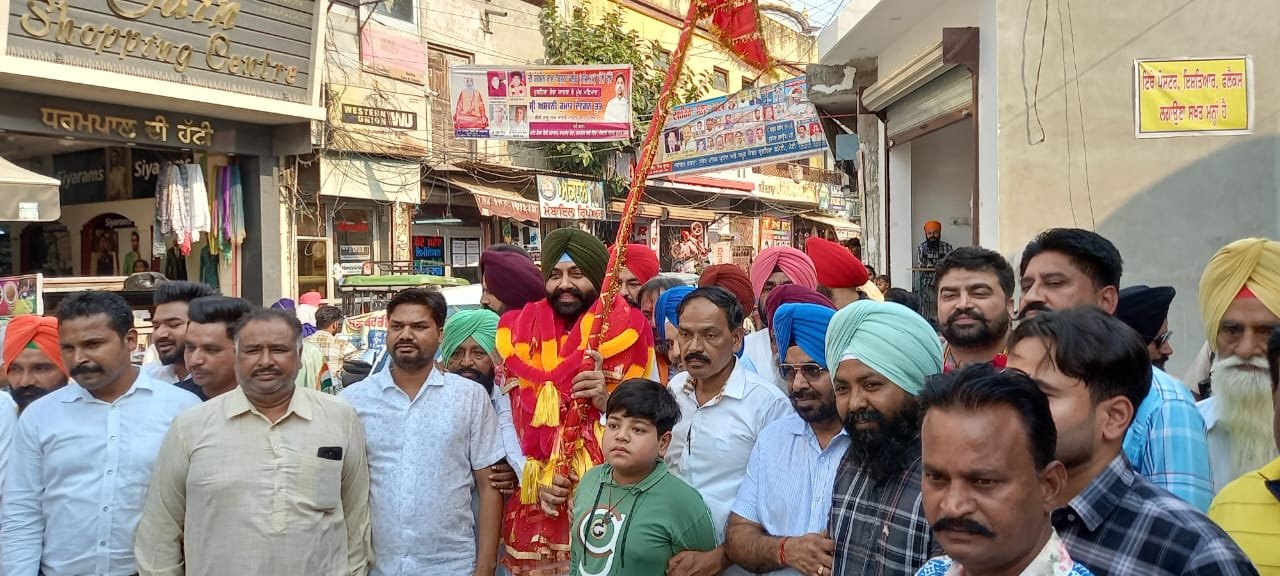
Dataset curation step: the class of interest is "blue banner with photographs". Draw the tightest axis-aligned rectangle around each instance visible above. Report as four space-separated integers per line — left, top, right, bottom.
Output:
651 76 827 177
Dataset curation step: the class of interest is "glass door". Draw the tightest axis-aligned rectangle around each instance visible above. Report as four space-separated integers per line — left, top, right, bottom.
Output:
297 236 332 300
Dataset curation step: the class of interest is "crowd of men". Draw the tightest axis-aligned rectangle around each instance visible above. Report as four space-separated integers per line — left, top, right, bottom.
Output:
0 224 1277 576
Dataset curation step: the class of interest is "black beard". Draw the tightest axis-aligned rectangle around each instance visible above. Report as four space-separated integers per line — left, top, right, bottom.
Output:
11 384 63 411
550 287 598 321
790 389 840 424
843 399 922 481
159 345 185 366
942 309 1010 349
454 367 496 394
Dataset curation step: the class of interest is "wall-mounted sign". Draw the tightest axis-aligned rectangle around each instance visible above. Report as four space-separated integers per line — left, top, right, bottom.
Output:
39 108 217 148
360 23 427 85
412 235 445 275
8 0 317 104
1134 56 1252 138
450 65 632 142
328 83 427 156
536 175 605 220
652 76 827 177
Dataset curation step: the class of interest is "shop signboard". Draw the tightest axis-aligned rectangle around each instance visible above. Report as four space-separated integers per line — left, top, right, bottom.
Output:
328 83 428 156
449 65 632 142
759 216 792 250
6 0 318 104
536 175 605 220
360 23 428 85
343 311 387 355
412 235 445 275
0 274 43 317
1134 56 1252 137
651 76 827 177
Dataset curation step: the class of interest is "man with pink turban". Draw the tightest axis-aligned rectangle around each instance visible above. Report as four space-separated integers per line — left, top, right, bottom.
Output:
745 248 819 389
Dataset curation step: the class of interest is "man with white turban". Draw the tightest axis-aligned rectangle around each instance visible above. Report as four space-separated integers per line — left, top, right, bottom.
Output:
824 300 943 576
1197 237 1280 491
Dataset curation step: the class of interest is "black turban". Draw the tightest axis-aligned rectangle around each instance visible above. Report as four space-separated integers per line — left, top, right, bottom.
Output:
1116 285 1176 342
541 228 608 290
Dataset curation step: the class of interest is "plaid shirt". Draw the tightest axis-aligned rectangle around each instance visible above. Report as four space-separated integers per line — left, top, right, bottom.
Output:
828 440 936 576
916 241 954 283
1121 367 1213 511
1054 456 1258 576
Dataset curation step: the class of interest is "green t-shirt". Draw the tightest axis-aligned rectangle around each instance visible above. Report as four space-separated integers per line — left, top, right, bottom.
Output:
570 461 717 576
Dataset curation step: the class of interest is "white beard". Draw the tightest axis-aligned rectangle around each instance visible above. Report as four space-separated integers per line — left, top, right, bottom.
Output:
1211 356 1278 479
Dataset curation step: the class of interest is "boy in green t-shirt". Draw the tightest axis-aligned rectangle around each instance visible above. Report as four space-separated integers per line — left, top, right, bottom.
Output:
569 378 717 576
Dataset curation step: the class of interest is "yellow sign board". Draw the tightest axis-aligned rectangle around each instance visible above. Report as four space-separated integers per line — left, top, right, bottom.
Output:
1134 57 1252 137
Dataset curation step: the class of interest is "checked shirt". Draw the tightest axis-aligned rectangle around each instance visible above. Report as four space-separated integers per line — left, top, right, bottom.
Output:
828 441 936 576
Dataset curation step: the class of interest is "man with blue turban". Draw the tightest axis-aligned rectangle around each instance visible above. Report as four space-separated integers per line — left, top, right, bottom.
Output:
824 300 943 576
725 302 847 575
654 285 694 382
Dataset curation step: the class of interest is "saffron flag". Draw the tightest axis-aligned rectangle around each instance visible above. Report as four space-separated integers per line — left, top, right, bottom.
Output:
698 0 772 71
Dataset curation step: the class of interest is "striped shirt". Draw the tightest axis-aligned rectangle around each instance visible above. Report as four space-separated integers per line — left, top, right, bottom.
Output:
731 415 850 576
1054 455 1257 576
828 439 936 576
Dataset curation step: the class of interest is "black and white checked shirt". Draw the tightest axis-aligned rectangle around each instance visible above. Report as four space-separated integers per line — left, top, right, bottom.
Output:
827 441 936 576
1055 455 1259 576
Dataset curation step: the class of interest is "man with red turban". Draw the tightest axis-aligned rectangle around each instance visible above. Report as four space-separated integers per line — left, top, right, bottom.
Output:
805 236 881 308
746 247 818 389
608 243 660 309
3 315 69 412
699 264 755 322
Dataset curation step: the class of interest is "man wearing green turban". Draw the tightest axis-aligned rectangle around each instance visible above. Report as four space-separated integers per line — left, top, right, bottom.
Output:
824 299 943 576
440 309 501 394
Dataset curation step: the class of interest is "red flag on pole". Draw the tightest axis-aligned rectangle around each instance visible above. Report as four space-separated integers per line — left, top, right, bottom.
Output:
698 0 773 71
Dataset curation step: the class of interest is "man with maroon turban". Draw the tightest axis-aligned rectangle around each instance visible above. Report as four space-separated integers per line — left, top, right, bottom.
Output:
3 315 69 413
608 243 660 308
479 245 546 315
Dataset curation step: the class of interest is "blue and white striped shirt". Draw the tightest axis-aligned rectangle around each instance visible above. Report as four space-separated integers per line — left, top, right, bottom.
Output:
731 413 850 575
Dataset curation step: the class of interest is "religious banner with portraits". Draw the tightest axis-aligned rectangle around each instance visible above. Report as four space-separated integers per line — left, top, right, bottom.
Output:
450 65 632 141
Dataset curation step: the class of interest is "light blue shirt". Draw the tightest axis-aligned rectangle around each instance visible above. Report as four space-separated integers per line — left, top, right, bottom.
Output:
731 413 849 576
0 391 16 509
1122 367 1213 512
1 372 199 576
340 367 505 576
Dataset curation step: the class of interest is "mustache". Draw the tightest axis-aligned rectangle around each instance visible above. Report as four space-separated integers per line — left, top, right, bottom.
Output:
848 409 885 425
70 364 104 377
552 287 585 301
1212 355 1269 372
683 352 712 365
1016 302 1052 320
932 517 994 538
946 307 987 324
251 367 282 378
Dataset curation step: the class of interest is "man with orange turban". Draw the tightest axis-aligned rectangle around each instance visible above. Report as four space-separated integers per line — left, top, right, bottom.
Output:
917 220 954 322
607 243 660 308
805 236 883 308
3 315 69 412
699 264 755 321
1196 237 1280 492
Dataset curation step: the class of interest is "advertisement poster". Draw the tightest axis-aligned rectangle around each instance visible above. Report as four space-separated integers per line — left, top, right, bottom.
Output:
412 235 445 276
759 216 792 250
652 76 827 177
343 311 387 356
450 65 632 141
0 274 42 317
536 175 606 220
1134 56 1252 137
359 23 428 85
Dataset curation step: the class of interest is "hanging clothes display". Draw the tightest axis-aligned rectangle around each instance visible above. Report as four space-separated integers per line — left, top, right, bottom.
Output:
190 163 211 244
164 243 188 281
153 162 210 256
200 244 219 290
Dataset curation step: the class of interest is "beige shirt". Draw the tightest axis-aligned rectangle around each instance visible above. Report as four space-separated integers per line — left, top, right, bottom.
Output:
134 387 372 576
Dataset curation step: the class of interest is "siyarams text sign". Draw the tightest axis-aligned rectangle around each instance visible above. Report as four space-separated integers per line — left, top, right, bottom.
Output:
7 0 317 104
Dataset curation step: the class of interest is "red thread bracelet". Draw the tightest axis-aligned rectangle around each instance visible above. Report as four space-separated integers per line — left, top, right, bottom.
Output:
778 536 791 566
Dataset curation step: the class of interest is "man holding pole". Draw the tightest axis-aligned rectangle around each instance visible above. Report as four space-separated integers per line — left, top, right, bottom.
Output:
495 228 654 575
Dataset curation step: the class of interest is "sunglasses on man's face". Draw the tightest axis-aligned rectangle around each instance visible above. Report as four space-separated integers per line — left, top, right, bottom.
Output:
779 362 827 382
1151 330 1173 348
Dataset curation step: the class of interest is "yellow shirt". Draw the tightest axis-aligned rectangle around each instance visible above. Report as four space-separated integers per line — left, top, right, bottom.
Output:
1208 457 1280 575
134 387 372 576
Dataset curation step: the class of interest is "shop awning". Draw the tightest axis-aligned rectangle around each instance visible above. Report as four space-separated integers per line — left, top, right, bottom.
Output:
607 201 717 222
444 178 540 222
800 213 862 240
0 155 60 222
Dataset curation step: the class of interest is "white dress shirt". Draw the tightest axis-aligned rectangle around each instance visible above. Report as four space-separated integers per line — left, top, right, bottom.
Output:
2 372 200 576
742 330 784 393
666 360 792 550
731 414 850 576
140 361 181 385
0 391 16 508
494 385 526 475
340 367 505 576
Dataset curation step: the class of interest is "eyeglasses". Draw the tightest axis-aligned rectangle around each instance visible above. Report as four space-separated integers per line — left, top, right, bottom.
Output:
1151 330 1173 348
779 363 827 382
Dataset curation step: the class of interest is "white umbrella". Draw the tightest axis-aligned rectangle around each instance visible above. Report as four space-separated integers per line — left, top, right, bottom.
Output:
0 155 60 222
